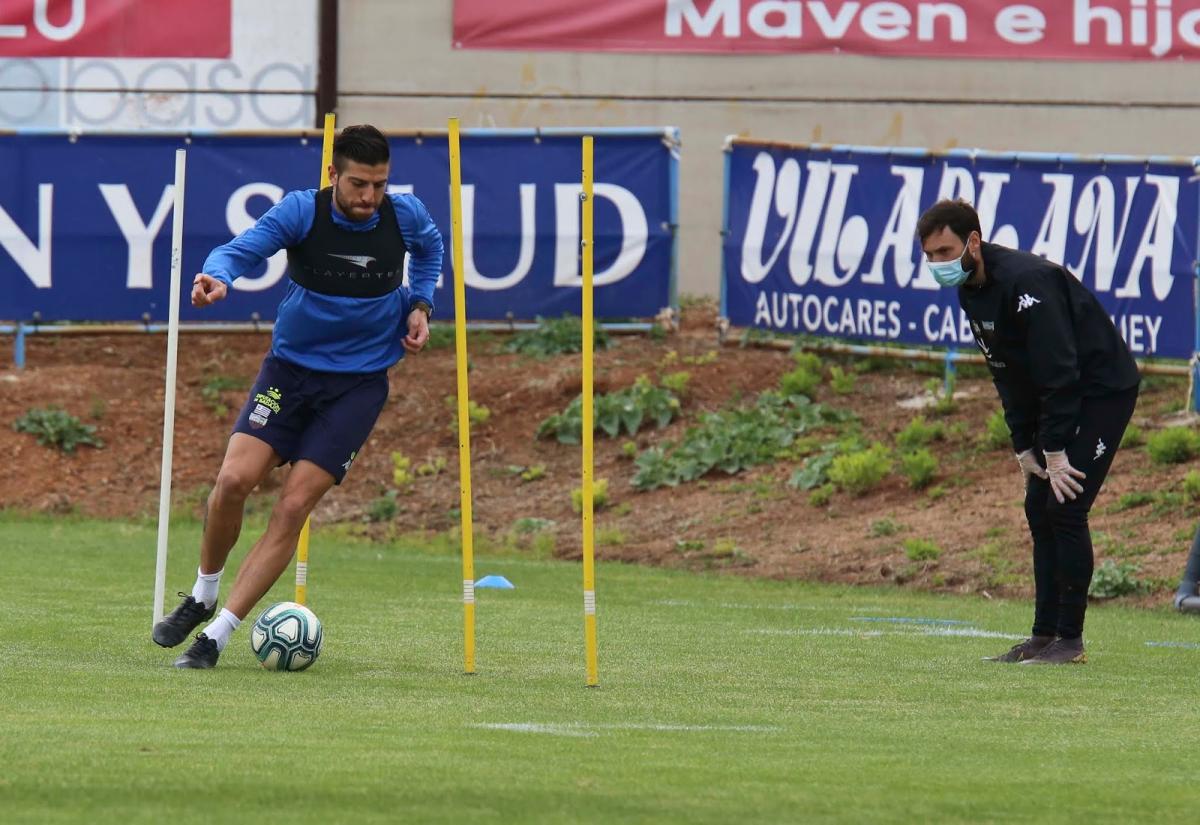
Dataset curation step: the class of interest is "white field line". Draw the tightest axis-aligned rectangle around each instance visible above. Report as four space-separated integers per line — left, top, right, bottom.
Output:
655 599 821 611
747 626 1025 640
470 722 781 737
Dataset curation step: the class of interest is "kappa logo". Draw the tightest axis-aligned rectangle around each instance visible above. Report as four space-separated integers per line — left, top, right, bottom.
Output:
1016 293 1041 312
1095 439 1107 461
342 451 357 473
328 253 377 268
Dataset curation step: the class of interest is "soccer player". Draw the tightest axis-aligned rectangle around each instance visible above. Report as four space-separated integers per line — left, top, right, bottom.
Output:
152 125 443 668
917 199 1140 665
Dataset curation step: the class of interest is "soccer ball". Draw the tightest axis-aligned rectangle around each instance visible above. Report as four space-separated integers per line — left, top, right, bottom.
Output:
250 602 323 671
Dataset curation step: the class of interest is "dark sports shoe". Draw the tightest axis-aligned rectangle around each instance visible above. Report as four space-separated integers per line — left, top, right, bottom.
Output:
1020 637 1087 665
153 593 216 648
982 635 1055 663
173 633 220 669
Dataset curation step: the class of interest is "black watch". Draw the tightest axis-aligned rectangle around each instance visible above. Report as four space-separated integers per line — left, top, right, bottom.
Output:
411 300 432 320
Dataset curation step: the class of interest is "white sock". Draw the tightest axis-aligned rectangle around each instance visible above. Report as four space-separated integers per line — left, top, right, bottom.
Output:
191 567 223 609
203 608 241 652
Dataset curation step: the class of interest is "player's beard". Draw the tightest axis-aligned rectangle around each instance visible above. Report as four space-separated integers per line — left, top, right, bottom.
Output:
333 186 378 223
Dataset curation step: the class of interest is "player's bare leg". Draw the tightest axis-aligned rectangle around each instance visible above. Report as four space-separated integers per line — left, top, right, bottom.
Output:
224 460 335 620
153 433 279 649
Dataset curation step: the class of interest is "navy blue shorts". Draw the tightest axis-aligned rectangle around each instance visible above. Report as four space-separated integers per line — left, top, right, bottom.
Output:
232 354 389 485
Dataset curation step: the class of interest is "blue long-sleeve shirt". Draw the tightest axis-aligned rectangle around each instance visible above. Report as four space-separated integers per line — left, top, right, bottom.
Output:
202 189 443 373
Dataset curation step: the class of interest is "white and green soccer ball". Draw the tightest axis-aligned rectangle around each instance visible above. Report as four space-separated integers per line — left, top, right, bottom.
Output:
250 602 323 671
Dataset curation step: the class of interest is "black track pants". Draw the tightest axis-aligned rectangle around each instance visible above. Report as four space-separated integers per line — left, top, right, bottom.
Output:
1025 387 1138 640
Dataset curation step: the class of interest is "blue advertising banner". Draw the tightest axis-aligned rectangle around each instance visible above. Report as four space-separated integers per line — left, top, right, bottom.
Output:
722 140 1199 359
0 129 677 322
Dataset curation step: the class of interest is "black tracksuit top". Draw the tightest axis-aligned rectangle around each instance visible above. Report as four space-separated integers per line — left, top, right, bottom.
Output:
957 242 1140 454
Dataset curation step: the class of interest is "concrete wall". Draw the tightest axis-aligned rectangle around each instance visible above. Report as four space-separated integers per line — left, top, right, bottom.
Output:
339 0 1200 299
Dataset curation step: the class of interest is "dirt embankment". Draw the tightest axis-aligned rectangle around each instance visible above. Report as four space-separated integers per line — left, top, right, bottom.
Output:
2 303 1196 601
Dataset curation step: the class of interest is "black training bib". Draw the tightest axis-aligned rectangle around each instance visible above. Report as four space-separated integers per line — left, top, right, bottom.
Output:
286 188 408 299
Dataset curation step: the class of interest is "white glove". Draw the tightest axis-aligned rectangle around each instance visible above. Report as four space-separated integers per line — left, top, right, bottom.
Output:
1044 450 1086 503
1016 449 1048 482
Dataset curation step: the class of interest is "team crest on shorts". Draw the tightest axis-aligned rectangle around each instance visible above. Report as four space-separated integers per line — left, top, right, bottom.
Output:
248 403 272 428
250 386 283 429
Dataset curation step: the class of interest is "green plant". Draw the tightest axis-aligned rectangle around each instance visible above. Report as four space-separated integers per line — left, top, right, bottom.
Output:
827 444 893 496
1121 425 1145 449
521 464 546 482
390 451 413 490
504 314 611 358
871 519 899 537
538 376 680 444
900 449 938 490
1184 471 1200 501
926 485 946 501
789 450 836 490
780 366 820 399
634 392 847 491
969 541 1021 589
88 397 107 421
926 374 957 416
682 350 718 366
808 483 834 507
982 409 1010 450
828 366 856 395
621 440 638 460
903 538 942 562
1089 560 1145 599
1110 491 1154 512
674 538 705 553
530 532 556 558
660 371 691 395
366 490 398 522
199 375 245 417
1152 492 1189 516
895 416 944 450
416 456 448 477
596 527 626 546
1146 427 1200 465
13 408 102 453
444 396 492 430
571 478 609 513
711 538 743 558
468 400 491 427
791 350 822 373
513 517 555 534
424 323 456 350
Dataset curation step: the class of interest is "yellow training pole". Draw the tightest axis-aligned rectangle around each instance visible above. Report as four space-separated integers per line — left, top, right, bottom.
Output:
448 118 477 675
581 136 599 687
295 111 336 606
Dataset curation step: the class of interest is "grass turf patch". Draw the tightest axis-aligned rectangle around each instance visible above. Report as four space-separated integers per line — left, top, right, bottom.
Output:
2 515 1199 823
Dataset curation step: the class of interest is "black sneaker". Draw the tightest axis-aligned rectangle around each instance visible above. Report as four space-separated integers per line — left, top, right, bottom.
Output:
982 635 1055 663
1020 637 1087 665
152 593 216 648
173 633 220 669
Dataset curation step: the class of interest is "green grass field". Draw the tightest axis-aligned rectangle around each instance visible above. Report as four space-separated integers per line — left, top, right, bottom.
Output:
3 515 1200 824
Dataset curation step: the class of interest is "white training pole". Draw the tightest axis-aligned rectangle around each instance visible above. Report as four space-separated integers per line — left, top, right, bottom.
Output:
152 148 187 627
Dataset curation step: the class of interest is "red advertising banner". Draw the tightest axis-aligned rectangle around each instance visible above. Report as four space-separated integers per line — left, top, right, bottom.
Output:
0 0 231 58
454 0 1200 61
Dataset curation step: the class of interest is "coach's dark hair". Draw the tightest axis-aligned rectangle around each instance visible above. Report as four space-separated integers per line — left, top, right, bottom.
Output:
332 125 390 170
916 199 981 244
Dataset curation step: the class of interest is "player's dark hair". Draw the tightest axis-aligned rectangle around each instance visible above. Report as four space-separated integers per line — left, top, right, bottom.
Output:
332 125 390 170
916 199 982 244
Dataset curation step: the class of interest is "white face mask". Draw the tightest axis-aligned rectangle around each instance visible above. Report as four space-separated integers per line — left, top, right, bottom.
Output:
927 236 977 287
